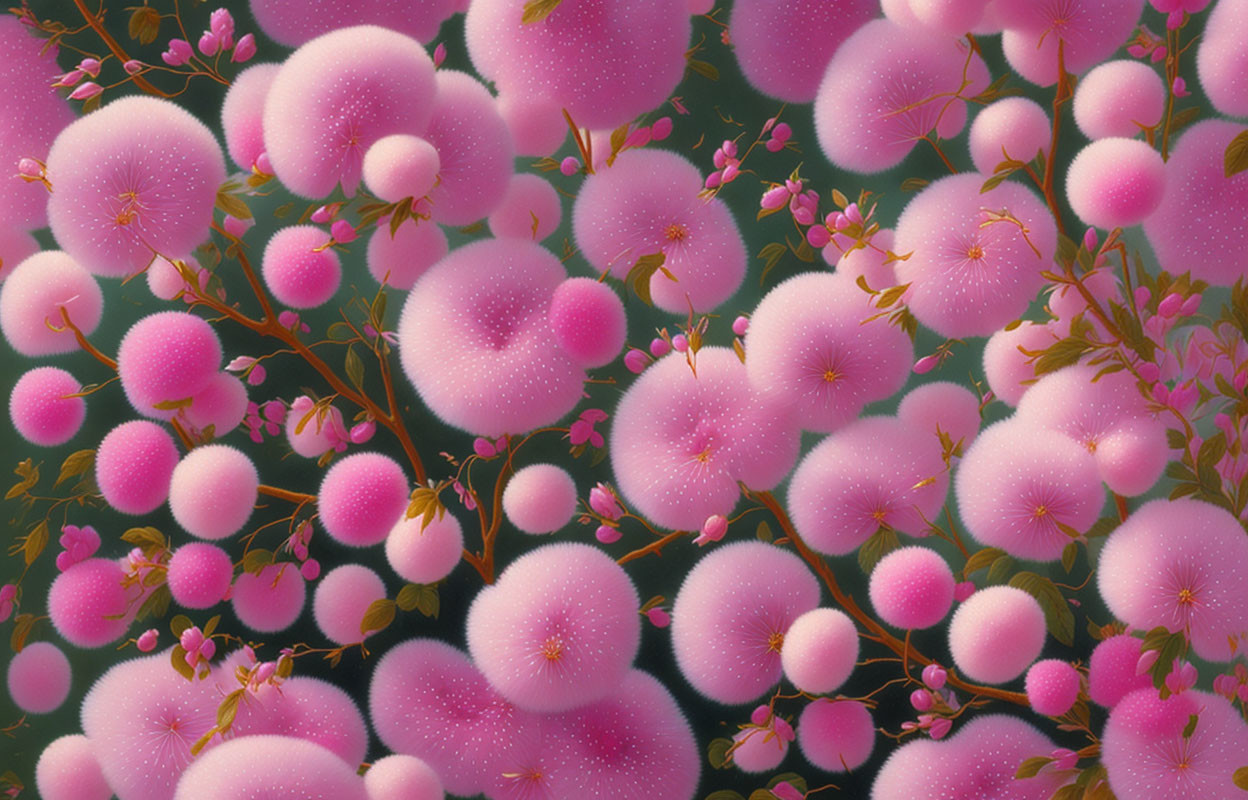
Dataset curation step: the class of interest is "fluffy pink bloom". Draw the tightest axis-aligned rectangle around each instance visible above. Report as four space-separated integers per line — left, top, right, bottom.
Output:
869 546 957 630
117 311 223 418
745 273 913 432
465 0 689 131
1195 0 1248 117
231 564 306 633
1073 60 1166 139
572 149 746 313
317 452 409 547
261 225 342 309
1102 689 1248 799
797 699 875 772
9 367 85 447
948 585 1047 683
780 607 859 694
385 512 463 585
671 541 820 704
467 543 640 711
541 670 699 799
6 641 71 714
610 348 799 531
166 543 233 609
366 221 448 291
502 463 578 535
893 173 1056 338
173 736 367 800
35 735 110 800
996 0 1148 86
263 26 436 198
46 96 224 277
814 19 989 173
1088 634 1154 707
489 173 562 242
0 251 103 357
789 417 950 555
82 654 220 800
1025 659 1081 716
168 444 258 540
0 16 74 230
397 238 585 437
422 70 514 225
548 278 627 368
955 420 1104 561
730 0 875 102
1143 120 1248 286
1098 498 1248 661
1067 138 1167 228
250 0 457 46
95 420 179 515
968 97 1051 175
371 638 541 796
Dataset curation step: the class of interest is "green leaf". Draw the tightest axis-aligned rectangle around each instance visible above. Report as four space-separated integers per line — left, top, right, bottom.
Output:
9 614 34 653
1014 756 1053 779
757 242 787 286
857 526 900 574
1061 541 1077 574
1034 337 1093 375
985 554 1016 585
756 521 773 542
135 584 171 622
625 252 669 306
396 583 422 612
1182 713 1199 739
170 615 193 638
171 644 195 681
1231 765 1248 790
964 547 1006 576
706 737 733 770
900 177 930 192
1225 130 1248 178
1009 571 1075 647
241 548 273 575
414 584 439 619
55 449 95 488
217 688 243 730
521 0 562 24
214 188 252 220
360 598 397 636
345 346 365 392
686 58 720 81
23 520 47 567
128 6 161 45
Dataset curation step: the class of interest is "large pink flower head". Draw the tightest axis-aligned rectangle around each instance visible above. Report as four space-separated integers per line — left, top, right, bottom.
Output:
261 225 341 309
798 699 876 772
0 251 103 357
894 173 1056 338
227 676 369 766
904 0 1004 35
1015 365 1167 496
231 563 307 633
609 347 799 531
168 444 259 540
6 641 71 714
367 220 448 291
1196 0 1248 117
1088 634 1153 707
948 585 1047 683
572 149 746 314
896 381 983 452
996 0 1147 86
1143 120 1248 286
1073 60 1166 139
9 366 86 447
250 0 458 45
364 755 443 800
873 715 1061 799
117 311 223 419
0 225 38 283
788 416 950 555
466 542 640 711
814 19 990 173
541 670 700 800
729 0 876 102
465 0 690 131
317 452 410 547
263 26 436 198
670 541 820 704
1102 689 1248 799
385 512 463 585
1067 138 1167 229
313 564 387 646
1098 498 1248 661
422 70 515 226
81 653 219 800
398 237 585 437
220 63 279 171
370 638 541 797
173 736 367 800
780 607 859 694
489 173 563 242
745 273 913 432
36 734 111 800
0 16 73 230
45 96 224 278
955 420 1104 560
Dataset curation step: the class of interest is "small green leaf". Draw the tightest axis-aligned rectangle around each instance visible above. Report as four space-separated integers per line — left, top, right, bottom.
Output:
963 547 1006 577
1014 756 1054 779
521 0 562 24
55 449 95 488
1224 130 1248 178
1182 713 1199 739
1061 541 1077 574
1231 765 1248 790
706 737 733 770
396 583 423 612
170 615 193 638
625 252 669 306
345 346 365 391
858 526 900 574
360 598 397 636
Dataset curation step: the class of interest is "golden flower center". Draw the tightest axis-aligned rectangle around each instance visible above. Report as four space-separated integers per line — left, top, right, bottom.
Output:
1178 588 1195 606
823 368 841 383
1033 505 1048 518
967 244 985 260
665 223 688 241
767 631 785 653
540 636 564 662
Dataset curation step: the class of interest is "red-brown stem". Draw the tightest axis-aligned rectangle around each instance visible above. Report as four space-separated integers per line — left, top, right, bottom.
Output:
1114 493 1129 522
753 490 1029 707
58 306 117 370
923 136 959 174
258 485 317 505
616 530 692 565
72 0 169 97
1042 41 1070 236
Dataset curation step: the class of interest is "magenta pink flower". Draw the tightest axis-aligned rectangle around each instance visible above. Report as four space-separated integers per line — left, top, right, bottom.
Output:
161 38 193 66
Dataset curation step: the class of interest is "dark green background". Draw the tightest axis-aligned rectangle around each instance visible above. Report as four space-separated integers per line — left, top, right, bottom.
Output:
1 1 1210 797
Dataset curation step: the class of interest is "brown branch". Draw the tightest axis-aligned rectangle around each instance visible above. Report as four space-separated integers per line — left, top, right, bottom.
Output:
616 529 692 565
57 306 116 370
72 0 169 97
258 485 317 504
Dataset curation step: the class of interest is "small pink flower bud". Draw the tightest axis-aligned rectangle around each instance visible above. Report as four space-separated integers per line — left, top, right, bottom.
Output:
765 137 784 152
473 437 498 458
1179 293 1201 316
254 661 277 684
232 33 257 63
0 584 15 604
198 31 220 56
1172 76 1190 97
1166 9 1184 29
199 638 216 661
310 204 336 224
651 116 673 140
78 58 101 77
222 215 253 239
433 42 447 68
349 420 375 444
17 158 42 179
122 59 143 75
721 163 739 183
671 333 689 352
1158 292 1183 318
750 705 771 726
761 185 790 210
910 689 933 711
922 664 948 690
1135 648 1160 675
595 525 621 544
623 348 650 374
179 627 204 654
704 171 722 189
771 122 792 143
645 607 671 628
1137 361 1161 383
560 156 580 176
69 82 103 100
913 354 940 375
806 225 831 249
1082 227 1098 252
131 627 158 652
928 718 952 739
649 337 671 358
732 316 749 336
162 38 193 66
721 140 738 158
1151 46 1168 62
624 127 652 150
300 559 321 581
254 152 272 174
57 69 85 87
247 364 267 386
330 219 357 243
693 514 728 547
210 8 235 38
